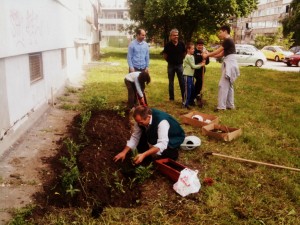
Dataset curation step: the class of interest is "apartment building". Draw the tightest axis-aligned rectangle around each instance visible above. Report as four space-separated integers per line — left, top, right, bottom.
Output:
99 0 133 47
0 0 100 154
234 0 292 44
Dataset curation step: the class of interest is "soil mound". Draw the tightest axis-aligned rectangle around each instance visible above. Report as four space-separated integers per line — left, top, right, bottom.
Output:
33 109 143 218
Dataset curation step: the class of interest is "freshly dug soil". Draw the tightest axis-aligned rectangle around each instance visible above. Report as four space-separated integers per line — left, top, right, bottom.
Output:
32 109 144 218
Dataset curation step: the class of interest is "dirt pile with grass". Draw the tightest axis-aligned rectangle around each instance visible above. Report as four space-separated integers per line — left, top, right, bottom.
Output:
33 109 143 218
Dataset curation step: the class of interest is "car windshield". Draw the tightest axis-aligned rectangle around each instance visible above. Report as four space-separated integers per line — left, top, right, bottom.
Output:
236 45 258 52
275 46 286 51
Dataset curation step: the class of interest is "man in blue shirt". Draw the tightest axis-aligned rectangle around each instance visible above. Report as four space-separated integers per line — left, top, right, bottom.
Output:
127 29 150 73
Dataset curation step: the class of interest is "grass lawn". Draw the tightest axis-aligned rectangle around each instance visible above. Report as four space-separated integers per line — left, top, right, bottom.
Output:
13 47 299 224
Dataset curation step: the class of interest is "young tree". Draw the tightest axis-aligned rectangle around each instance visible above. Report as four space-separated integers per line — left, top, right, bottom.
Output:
281 0 300 45
128 0 258 44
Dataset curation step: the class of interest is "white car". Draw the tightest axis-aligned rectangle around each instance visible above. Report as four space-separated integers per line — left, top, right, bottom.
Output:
234 44 267 67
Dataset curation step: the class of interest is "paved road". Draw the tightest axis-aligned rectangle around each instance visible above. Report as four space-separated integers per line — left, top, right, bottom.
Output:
261 60 300 72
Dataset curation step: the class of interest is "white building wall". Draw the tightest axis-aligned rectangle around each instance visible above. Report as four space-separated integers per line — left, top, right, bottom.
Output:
0 0 100 150
0 0 76 58
0 59 10 138
5 55 35 125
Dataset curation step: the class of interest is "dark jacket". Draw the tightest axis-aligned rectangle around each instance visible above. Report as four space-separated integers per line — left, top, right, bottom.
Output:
194 48 210 77
146 108 185 148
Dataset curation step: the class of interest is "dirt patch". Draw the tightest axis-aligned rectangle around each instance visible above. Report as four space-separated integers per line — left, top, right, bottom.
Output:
28 109 154 221
0 94 193 224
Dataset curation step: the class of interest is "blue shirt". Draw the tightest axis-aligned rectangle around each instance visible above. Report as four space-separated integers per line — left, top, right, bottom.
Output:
127 39 149 70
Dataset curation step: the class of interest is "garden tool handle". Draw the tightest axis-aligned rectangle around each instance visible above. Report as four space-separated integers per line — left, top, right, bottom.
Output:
203 152 300 172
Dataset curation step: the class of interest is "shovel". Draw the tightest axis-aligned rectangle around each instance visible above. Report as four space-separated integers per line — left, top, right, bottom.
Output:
204 152 300 172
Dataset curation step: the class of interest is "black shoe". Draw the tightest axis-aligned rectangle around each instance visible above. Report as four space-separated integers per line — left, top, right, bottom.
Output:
169 98 174 101
181 104 190 110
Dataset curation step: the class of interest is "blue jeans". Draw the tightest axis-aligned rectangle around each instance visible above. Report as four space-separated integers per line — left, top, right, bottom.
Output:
167 64 184 101
183 75 195 107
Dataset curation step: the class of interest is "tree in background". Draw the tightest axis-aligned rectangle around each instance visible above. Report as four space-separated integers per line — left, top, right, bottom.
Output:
281 0 300 46
127 0 258 44
254 27 294 49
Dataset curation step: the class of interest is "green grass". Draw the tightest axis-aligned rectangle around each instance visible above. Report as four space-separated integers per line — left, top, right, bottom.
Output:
12 47 300 224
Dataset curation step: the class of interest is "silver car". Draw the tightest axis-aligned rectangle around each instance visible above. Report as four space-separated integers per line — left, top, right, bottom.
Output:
235 44 267 67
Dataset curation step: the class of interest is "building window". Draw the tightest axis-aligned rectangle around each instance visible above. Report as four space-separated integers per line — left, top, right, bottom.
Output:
117 12 123 19
61 49 67 68
105 24 116 30
106 12 116 19
29 53 43 83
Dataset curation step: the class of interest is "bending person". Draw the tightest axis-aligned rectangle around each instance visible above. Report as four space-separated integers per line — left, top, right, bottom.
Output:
114 106 185 165
124 71 150 109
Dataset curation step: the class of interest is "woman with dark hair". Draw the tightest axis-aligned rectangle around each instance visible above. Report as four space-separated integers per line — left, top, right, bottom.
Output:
124 71 151 109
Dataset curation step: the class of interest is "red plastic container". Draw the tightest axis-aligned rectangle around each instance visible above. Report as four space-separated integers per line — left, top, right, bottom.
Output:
154 158 187 182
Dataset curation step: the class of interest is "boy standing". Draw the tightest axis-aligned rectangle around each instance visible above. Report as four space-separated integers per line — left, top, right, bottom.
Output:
202 25 240 111
183 42 205 109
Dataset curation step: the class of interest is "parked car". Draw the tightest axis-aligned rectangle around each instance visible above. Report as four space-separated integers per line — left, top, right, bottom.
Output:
283 51 300 67
234 44 267 67
261 46 294 62
289 46 300 54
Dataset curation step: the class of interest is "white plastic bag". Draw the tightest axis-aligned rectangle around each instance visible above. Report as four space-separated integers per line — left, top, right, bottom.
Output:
173 168 201 197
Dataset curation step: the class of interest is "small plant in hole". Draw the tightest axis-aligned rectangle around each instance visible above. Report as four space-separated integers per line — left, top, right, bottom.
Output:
112 170 125 193
130 149 154 184
134 163 153 184
66 184 80 197
79 111 91 143
59 138 81 197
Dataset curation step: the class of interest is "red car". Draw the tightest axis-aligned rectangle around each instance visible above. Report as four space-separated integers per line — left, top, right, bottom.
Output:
283 52 300 67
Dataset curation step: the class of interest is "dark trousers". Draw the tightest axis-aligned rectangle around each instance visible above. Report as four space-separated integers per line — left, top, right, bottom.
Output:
194 72 203 99
124 79 137 109
137 131 179 161
193 67 206 100
167 64 184 101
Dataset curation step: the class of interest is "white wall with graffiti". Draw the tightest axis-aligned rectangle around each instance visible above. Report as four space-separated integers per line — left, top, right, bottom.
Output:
0 0 100 146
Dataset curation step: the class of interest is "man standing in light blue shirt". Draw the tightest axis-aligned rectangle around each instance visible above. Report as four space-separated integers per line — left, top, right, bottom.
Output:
127 29 150 73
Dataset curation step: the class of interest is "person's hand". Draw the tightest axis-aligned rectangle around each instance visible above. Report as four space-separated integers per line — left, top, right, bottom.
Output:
140 97 145 106
114 151 127 162
202 53 208 59
200 62 206 67
133 153 145 165
145 68 149 73
129 68 135 72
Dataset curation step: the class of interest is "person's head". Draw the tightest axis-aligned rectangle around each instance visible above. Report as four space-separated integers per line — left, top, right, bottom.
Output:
133 106 152 127
218 25 231 39
196 39 205 51
186 42 195 55
136 29 146 42
138 71 151 90
169 29 179 44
